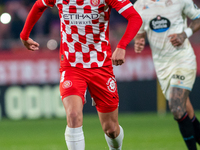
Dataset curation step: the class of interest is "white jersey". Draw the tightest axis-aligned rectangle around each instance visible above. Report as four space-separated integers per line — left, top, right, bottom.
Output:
134 0 200 79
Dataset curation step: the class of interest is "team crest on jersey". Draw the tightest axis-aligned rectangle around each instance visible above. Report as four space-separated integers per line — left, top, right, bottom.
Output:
90 0 100 6
107 77 117 93
63 0 69 5
149 15 171 33
165 0 172 6
62 80 72 89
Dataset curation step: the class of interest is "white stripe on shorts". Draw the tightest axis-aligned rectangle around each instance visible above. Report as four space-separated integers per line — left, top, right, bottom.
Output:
60 71 66 82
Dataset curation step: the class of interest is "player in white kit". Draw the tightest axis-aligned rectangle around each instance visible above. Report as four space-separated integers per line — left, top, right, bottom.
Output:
134 0 200 149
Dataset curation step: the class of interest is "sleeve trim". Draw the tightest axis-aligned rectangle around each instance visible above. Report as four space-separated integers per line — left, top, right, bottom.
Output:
118 3 132 14
42 0 47 6
193 14 200 20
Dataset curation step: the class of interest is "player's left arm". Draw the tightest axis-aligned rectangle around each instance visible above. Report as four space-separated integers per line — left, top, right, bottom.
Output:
169 18 200 47
107 0 142 66
169 0 200 47
189 17 200 34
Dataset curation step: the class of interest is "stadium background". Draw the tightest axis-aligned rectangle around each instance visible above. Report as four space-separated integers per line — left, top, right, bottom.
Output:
0 0 200 120
0 0 200 150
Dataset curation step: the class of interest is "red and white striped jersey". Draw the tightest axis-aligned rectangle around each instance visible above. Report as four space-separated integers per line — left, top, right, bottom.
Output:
42 0 134 68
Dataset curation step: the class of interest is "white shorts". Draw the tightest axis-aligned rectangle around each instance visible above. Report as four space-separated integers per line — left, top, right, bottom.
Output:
158 68 196 100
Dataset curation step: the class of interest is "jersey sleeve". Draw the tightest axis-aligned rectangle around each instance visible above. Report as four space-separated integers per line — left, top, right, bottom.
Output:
106 0 143 49
182 0 200 20
106 0 133 17
136 22 145 34
133 1 145 34
20 0 48 40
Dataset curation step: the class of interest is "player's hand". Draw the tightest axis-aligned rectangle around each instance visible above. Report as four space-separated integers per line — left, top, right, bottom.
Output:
20 38 39 51
168 32 187 47
134 38 145 53
112 48 126 66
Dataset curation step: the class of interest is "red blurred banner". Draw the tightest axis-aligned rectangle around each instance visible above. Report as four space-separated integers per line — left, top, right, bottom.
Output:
194 45 200 76
113 47 156 81
0 51 60 85
0 45 199 85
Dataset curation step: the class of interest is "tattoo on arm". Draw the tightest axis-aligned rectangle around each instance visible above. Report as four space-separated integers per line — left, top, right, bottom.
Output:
189 18 200 33
169 87 190 119
177 33 187 43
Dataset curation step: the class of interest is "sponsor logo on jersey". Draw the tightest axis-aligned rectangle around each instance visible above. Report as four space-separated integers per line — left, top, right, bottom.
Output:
90 0 100 6
172 74 185 80
63 14 100 20
178 80 183 84
143 5 149 9
62 80 72 89
63 13 100 25
149 15 171 33
107 77 117 92
61 55 64 61
63 0 69 5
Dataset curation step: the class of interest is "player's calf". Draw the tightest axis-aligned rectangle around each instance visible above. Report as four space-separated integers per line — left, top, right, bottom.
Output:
65 126 85 150
176 113 197 150
191 116 200 145
105 125 124 150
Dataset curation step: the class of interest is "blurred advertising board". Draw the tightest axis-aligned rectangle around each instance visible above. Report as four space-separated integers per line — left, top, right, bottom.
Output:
0 51 65 119
0 45 200 119
0 84 65 120
113 48 156 81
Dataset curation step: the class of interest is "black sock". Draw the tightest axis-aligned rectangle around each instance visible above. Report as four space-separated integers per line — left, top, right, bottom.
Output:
176 113 197 150
191 116 200 144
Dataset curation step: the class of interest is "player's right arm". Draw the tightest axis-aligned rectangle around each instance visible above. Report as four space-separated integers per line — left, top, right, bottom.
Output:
169 0 200 47
21 38 40 51
20 0 55 51
106 0 142 66
134 32 145 53
188 18 200 36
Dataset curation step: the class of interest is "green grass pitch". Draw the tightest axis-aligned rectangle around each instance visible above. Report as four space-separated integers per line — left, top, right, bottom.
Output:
0 112 200 150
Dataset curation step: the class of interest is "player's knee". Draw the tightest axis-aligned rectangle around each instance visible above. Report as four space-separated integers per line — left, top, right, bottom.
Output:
169 105 185 119
67 111 82 127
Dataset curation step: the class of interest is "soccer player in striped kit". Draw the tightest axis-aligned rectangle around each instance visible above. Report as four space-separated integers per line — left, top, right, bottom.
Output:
134 0 200 149
20 0 142 149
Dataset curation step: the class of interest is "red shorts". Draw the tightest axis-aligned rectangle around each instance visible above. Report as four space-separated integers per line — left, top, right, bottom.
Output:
60 66 119 113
